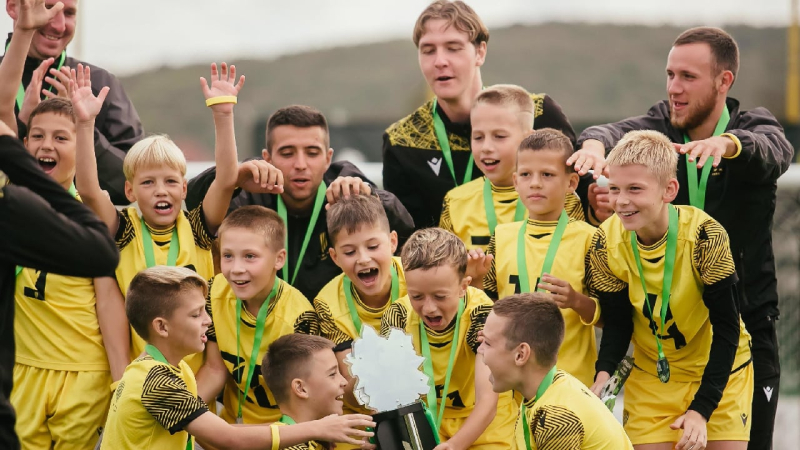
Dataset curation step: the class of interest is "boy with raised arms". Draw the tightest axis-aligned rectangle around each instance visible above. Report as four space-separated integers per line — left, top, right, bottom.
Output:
100 266 374 450
440 85 585 251
380 228 515 449
75 62 244 374
587 130 753 450
478 293 632 449
196 205 319 425
481 129 599 387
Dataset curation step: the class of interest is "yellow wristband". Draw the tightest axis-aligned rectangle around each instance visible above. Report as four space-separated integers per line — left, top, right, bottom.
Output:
720 133 742 159
205 96 238 107
270 424 280 450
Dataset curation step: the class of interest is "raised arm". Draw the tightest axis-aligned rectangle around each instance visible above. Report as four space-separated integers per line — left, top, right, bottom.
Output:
724 107 795 184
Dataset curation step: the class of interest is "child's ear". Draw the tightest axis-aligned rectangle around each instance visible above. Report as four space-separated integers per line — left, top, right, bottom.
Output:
512 171 519 189
459 275 471 297
663 177 679 203
292 378 310 399
181 178 187 201
274 249 287 271
328 247 339 267
389 230 398 254
152 317 169 339
124 180 136 203
567 172 579 194
515 342 531 366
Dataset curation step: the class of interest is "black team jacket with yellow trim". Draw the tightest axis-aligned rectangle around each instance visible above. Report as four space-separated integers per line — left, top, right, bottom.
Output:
578 98 794 325
382 94 579 229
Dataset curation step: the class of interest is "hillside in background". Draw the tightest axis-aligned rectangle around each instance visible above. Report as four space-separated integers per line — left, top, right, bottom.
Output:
120 23 788 159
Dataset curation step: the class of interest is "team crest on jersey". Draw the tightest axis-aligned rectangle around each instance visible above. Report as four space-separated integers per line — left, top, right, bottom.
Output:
741 413 748 427
428 157 442 176
711 166 724 177
319 232 329 260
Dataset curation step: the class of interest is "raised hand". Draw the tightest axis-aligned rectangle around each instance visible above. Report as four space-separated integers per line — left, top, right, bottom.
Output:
15 0 64 32
567 139 607 178
235 159 284 193
326 176 372 208
315 414 376 445
17 57 53 124
199 62 245 115
43 66 72 99
0 119 17 137
466 248 492 288
69 64 110 123
674 136 736 169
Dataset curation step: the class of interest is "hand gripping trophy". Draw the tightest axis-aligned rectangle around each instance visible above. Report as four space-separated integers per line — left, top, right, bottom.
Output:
345 326 440 450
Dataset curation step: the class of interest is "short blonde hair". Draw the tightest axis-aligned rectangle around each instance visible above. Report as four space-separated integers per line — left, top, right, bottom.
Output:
123 135 187 181
606 130 678 185
218 205 286 251
401 228 467 277
413 0 489 47
473 84 534 130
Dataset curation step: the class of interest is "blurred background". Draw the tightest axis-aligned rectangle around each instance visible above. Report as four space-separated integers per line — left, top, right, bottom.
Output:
3 1 799 447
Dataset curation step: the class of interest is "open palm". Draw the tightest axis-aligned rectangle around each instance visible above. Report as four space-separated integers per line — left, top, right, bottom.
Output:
200 62 245 114
69 64 109 122
17 0 64 31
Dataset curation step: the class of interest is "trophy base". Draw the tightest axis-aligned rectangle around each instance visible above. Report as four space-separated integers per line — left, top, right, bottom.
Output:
372 401 439 450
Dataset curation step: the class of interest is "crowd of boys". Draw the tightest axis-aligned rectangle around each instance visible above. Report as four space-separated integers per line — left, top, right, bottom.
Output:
0 0 794 449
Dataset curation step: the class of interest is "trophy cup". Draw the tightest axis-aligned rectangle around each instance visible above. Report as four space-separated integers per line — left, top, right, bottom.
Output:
344 326 439 450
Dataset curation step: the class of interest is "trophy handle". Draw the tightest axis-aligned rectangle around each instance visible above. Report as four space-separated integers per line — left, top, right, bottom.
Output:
403 414 425 450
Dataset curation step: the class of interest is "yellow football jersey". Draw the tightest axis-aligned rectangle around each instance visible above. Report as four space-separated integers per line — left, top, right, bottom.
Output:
380 287 514 421
115 206 215 374
273 422 324 450
587 205 751 382
101 355 207 450
485 217 598 386
440 176 585 251
207 275 319 424
514 370 633 450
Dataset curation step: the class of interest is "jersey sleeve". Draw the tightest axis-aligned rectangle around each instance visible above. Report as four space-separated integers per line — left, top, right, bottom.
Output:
439 195 454 232
185 203 213 251
692 219 737 290
380 302 408 337
141 365 209 434
531 405 585 450
115 209 135 250
466 304 491 354
294 310 320 336
483 235 499 300
314 299 355 351
585 228 627 296
564 193 585 223
205 277 216 342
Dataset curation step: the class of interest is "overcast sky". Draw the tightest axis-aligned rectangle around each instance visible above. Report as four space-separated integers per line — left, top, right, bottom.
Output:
0 0 793 76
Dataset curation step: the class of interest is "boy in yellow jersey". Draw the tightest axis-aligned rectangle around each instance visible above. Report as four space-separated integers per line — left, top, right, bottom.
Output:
262 333 377 450
478 293 633 449
1 6 130 447
196 205 320 425
380 228 515 450
480 129 599 387
587 130 753 450
314 195 405 416
74 62 245 374
440 86 584 251
101 266 375 450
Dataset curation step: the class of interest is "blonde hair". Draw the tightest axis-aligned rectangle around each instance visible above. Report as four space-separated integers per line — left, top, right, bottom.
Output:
606 130 678 185
413 0 489 47
218 205 286 251
123 135 187 181
401 228 467 276
473 84 534 130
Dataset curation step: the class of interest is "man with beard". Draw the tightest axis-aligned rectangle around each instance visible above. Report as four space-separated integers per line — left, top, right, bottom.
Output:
575 27 793 450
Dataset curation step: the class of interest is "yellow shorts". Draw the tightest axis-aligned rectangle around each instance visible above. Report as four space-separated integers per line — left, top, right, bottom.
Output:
439 399 517 450
11 364 112 450
622 362 753 445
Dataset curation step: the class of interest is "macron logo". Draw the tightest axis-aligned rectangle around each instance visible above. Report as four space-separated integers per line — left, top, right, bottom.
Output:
428 157 442 176
764 386 774 402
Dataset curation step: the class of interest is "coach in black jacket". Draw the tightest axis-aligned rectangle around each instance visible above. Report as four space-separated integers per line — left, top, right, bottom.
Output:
0 126 119 450
577 27 793 449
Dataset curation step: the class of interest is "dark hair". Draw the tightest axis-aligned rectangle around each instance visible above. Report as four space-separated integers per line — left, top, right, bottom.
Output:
673 27 739 83
518 128 575 173
26 97 76 134
492 293 564 367
413 0 489 47
262 334 336 405
401 228 467 277
218 205 285 251
326 194 390 246
126 266 208 340
265 105 329 154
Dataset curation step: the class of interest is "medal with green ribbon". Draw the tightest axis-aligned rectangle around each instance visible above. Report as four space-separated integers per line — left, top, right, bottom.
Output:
419 297 465 434
520 365 557 450
432 98 473 187
140 220 179 268
682 107 730 210
630 205 678 383
4 42 67 112
277 182 326 285
343 264 399 334
16 182 78 277
235 280 280 422
483 178 525 235
516 210 569 293
145 344 193 450
278 414 296 425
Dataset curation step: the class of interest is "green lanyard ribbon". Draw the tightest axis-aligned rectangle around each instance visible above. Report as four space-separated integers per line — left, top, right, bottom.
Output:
235 280 280 420
516 211 569 293
145 344 193 450
420 297 465 434
140 220 179 268
630 205 678 383
277 182 326 285
682 107 730 210
343 264 399 334
279 414 296 425
4 42 67 112
483 178 525 235
520 365 557 450
16 182 77 277
432 98 474 186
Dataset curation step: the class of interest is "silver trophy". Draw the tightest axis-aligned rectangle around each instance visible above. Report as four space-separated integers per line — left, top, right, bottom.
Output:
345 326 439 450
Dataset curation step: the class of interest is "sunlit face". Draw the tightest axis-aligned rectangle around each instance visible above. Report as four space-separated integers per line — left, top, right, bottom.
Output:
124 166 187 229
301 349 347 417
417 19 486 104
478 312 520 393
513 149 578 221
24 112 76 190
405 264 469 332
264 125 333 212
666 43 726 132
330 224 398 306
220 228 285 303
158 287 211 357
608 164 678 236
471 103 528 187
8 0 78 60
